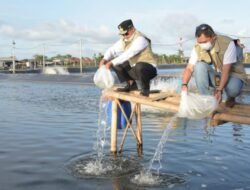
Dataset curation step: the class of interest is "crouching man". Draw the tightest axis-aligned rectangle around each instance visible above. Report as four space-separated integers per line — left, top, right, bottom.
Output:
99 19 157 96
182 24 247 107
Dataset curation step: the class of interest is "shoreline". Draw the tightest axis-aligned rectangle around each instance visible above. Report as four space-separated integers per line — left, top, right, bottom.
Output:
0 63 250 74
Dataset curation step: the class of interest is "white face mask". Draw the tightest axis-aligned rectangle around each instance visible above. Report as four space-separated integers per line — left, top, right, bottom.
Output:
199 41 213 50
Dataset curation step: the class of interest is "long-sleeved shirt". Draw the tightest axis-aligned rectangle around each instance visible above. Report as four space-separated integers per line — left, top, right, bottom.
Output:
103 36 149 66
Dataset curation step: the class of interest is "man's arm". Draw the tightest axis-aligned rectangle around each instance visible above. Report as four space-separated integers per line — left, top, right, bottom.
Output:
214 64 232 102
214 41 237 102
107 36 149 68
99 39 123 67
181 47 197 91
182 63 194 91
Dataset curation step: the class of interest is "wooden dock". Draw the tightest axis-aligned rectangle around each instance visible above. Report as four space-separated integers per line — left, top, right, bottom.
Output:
103 88 250 154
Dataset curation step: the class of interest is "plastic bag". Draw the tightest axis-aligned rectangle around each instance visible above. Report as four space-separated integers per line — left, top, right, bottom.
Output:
93 65 115 89
178 92 218 119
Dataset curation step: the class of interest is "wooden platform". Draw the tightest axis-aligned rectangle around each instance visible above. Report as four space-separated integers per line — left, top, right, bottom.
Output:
103 87 250 153
104 88 250 126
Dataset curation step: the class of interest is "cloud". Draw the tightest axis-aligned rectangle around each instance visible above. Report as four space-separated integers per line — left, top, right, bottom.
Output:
0 19 119 58
0 19 117 43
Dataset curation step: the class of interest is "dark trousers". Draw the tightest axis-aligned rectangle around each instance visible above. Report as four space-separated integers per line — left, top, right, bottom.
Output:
112 61 157 90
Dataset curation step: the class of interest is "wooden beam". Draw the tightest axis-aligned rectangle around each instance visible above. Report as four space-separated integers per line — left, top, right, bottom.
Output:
212 113 250 125
104 90 179 113
135 103 142 146
110 99 118 153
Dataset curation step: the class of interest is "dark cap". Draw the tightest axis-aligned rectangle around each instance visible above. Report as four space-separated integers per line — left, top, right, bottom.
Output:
195 24 215 37
118 19 134 35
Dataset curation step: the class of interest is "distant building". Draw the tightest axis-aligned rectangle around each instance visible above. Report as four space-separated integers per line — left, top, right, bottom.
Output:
0 57 13 69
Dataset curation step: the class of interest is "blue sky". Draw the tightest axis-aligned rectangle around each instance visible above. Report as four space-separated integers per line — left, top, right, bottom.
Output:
0 0 250 59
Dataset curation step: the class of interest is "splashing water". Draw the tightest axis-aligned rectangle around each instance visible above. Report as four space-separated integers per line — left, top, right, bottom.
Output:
84 94 111 175
43 66 69 75
150 76 197 93
151 77 182 93
132 115 177 185
131 169 163 185
148 116 177 173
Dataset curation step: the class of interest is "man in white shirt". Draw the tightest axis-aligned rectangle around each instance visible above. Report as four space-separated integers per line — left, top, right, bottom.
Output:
182 24 247 107
99 19 157 96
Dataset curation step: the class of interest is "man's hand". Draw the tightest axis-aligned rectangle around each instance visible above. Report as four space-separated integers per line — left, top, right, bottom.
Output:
214 89 222 103
181 84 188 92
105 61 113 69
99 59 106 67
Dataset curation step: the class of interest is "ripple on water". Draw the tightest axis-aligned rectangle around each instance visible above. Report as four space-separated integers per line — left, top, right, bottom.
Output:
65 153 142 179
131 170 185 188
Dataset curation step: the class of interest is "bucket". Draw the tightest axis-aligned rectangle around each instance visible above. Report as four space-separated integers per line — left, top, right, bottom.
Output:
107 100 132 129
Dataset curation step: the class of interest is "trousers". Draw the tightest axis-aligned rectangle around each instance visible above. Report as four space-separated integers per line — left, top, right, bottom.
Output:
112 61 157 90
194 61 244 99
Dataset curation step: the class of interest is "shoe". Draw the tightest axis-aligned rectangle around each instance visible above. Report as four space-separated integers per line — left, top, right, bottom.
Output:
140 89 150 97
116 81 138 92
225 97 235 108
116 84 130 92
129 81 138 91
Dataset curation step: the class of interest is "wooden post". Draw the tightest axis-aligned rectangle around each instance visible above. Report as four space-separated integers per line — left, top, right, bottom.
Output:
111 99 118 154
135 103 143 154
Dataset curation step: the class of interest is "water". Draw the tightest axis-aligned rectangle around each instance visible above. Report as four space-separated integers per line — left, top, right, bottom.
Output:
131 116 182 187
80 97 109 176
0 71 250 190
43 66 70 75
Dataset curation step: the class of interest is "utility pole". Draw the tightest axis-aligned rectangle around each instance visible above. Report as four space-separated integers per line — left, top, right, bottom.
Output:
80 39 83 73
12 40 16 74
179 37 184 63
43 44 45 70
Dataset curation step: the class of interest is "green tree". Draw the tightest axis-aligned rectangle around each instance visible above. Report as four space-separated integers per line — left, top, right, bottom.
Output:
93 53 104 66
33 54 47 66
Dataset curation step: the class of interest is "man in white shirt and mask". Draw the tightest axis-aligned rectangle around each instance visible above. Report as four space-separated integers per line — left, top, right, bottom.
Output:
182 24 247 107
99 19 157 96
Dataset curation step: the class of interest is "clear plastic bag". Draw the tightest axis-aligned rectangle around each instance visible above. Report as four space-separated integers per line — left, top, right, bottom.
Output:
178 92 218 119
93 65 115 89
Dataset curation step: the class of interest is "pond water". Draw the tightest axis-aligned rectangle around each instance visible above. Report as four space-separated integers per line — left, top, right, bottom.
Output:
0 70 250 190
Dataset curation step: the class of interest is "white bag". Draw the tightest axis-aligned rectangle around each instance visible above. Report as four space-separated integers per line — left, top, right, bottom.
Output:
93 65 115 89
178 92 218 119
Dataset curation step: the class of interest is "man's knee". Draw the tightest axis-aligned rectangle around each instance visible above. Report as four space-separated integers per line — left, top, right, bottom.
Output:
225 78 243 98
194 61 209 72
226 85 242 98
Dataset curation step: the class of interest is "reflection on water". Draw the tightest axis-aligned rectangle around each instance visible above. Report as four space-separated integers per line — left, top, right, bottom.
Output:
0 72 250 190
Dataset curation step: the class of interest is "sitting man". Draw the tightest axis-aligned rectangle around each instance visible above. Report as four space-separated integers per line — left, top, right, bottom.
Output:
182 24 247 107
99 19 157 96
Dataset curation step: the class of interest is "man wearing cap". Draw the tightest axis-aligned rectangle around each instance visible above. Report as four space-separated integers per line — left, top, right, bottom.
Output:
182 24 247 107
99 19 157 96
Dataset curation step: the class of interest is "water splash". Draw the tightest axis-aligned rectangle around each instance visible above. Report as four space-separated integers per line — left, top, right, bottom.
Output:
131 115 178 186
83 95 110 175
43 66 69 75
131 169 163 185
150 77 182 93
148 115 177 173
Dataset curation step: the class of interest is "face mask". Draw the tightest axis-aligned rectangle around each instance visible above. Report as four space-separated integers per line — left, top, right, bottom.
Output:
123 32 135 42
199 41 213 50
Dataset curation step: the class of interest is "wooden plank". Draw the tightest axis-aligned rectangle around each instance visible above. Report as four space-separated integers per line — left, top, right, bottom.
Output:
212 112 250 125
104 90 179 113
104 89 250 126
150 92 174 101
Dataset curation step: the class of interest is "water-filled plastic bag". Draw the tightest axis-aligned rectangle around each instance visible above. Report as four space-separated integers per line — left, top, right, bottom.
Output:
178 92 218 119
93 66 115 89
